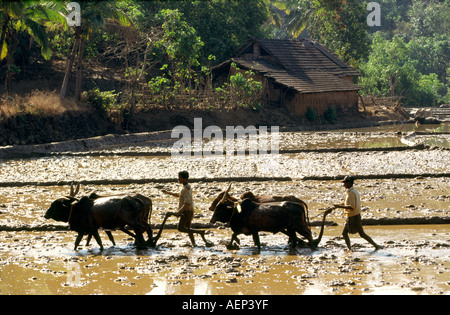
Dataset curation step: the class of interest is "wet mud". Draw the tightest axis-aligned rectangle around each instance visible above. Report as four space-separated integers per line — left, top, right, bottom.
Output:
1 225 449 295
0 124 449 295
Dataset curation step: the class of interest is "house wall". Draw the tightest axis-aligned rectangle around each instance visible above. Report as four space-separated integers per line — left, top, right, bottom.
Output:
283 90 359 117
263 78 283 107
258 75 359 116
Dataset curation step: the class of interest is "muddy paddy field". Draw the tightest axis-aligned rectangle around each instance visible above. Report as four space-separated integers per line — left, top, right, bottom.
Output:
0 123 449 295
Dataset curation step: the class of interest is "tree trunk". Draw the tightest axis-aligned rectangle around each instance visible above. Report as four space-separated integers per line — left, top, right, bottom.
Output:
60 35 80 99
127 87 136 130
187 60 192 94
389 73 398 97
3 29 18 93
0 16 10 61
357 91 367 117
75 36 85 102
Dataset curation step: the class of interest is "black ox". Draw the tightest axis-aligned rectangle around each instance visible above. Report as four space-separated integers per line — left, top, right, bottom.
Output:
210 185 331 252
44 183 153 250
209 189 310 226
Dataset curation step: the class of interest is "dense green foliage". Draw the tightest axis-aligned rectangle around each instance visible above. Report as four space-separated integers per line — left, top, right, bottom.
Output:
0 0 448 107
359 33 446 106
216 62 263 110
357 0 449 106
138 0 271 64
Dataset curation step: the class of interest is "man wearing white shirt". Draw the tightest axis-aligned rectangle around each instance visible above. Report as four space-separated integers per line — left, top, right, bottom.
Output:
334 176 381 251
162 171 212 247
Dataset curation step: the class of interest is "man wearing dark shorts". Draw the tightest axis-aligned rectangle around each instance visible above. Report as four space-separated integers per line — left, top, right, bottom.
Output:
334 176 381 251
162 171 212 247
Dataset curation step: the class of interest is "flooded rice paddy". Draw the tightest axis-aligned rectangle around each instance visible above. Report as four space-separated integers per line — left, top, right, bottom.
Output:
0 123 449 295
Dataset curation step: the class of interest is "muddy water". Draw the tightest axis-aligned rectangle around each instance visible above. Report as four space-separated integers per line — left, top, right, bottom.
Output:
1 225 449 295
0 124 449 295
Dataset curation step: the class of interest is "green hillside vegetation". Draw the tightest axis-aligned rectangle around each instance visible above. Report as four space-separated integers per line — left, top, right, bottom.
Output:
0 0 448 120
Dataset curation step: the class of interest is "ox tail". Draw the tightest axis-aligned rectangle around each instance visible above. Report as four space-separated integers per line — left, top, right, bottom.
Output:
133 196 151 225
149 202 152 225
300 200 310 228
146 200 152 226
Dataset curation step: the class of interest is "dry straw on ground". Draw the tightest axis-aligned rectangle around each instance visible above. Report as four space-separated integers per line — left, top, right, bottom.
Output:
0 90 84 118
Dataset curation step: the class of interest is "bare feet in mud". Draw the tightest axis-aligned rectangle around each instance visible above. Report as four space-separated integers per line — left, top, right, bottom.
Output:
199 231 214 247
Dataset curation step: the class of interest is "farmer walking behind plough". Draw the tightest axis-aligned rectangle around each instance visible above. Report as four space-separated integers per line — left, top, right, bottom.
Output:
333 176 382 251
162 171 213 247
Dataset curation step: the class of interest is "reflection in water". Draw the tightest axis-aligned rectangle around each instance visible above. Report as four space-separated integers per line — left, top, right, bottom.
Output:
147 279 170 295
147 279 212 295
194 280 213 295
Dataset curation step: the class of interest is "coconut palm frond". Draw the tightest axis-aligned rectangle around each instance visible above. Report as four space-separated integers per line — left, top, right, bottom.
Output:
21 17 52 60
1 41 7 60
1 1 25 19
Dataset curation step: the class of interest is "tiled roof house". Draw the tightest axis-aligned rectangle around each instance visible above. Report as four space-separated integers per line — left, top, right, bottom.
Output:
213 38 361 117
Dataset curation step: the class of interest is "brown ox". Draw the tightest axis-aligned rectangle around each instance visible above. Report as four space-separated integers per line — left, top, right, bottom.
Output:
210 185 331 252
44 183 153 250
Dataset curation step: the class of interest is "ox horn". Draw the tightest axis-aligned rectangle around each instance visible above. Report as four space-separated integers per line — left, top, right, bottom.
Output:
70 182 80 197
220 183 232 204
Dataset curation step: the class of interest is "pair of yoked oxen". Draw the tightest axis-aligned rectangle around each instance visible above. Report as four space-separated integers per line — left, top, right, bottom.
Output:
45 183 332 252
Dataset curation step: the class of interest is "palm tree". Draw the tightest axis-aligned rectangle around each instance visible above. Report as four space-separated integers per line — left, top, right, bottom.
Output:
59 1 131 101
269 0 317 38
0 0 65 91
